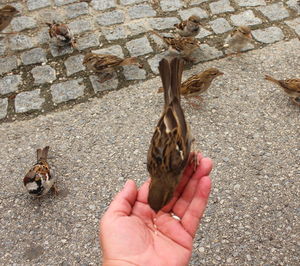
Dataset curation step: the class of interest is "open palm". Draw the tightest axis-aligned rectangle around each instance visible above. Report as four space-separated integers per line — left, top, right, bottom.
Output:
100 153 212 266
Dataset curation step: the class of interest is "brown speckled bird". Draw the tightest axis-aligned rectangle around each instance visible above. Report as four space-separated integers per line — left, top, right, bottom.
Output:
47 22 76 48
147 57 194 212
23 146 57 197
174 15 201 37
83 53 142 83
224 26 252 55
265 75 300 105
0 5 19 34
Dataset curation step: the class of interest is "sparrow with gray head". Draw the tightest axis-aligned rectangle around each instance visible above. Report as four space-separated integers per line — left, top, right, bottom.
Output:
174 15 201 37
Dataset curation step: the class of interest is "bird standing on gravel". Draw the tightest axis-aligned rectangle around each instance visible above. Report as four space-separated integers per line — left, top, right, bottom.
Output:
0 5 19 34
23 146 57 197
174 15 201 37
147 57 195 212
264 75 300 105
47 22 76 49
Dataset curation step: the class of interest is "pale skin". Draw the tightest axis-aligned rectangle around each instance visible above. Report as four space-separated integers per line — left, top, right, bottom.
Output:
100 153 212 266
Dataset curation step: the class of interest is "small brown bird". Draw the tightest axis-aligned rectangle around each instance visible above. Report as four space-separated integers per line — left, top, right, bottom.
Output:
0 5 19 33
23 146 57 197
150 30 200 62
265 75 300 105
83 53 142 83
47 22 76 48
147 57 194 212
224 25 253 55
174 15 201 37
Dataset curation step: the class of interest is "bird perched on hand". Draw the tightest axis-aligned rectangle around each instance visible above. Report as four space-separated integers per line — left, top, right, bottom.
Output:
224 26 252 55
147 57 194 212
83 53 142 83
264 75 300 105
23 146 57 197
150 30 200 62
47 22 76 48
0 5 19 33
174 15 201 37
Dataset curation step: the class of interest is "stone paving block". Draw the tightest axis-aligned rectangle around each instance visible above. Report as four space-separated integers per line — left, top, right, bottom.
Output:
55 0 78 6
209 0 234 15
0 98 8 119
234 0 266 7
148 52 168 74
65 2 89 19
148 17 180 30
126 37 153 57
257 3 289 21
15 89 44 113
230 10 262 26
120 0 145 5
37 29 51 45
192 44 223 63
93 45 124 57
50 44 74 57
64 55 85 76
127 22 148 36
31 65 56 84
89 75 118 93
197 28 213 39
0 39 7 56
190 0 209 5
50 79 85 104
285 18 300 36
160 0 184 11
91 0 117 10
287 0 300 14
102 26 127 41
252 27 284 44
75 34 100 50
68 19 92 35
128 4 156 19
0 56 18 75
39 10 65 24
10 35 34 51
11 16 37 32
209 18 232 34
21 48 47 65
0 75 22 95
27 0 51 11
123 65 146 80
179 8 209 20
97 10 125 26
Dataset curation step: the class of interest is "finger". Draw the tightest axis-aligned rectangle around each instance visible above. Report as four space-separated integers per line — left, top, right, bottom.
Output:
181 175 211 237
105 179 137 217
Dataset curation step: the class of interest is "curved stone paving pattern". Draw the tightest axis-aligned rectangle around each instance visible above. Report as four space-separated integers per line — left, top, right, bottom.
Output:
0 0 299 122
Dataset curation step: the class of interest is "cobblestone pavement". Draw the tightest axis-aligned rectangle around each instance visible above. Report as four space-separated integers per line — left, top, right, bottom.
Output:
0 0 300 122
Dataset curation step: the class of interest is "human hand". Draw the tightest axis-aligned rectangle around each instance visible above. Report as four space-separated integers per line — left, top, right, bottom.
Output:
99 153 212 266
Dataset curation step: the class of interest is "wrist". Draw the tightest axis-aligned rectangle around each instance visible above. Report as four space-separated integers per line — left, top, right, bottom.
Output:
103 259 138 266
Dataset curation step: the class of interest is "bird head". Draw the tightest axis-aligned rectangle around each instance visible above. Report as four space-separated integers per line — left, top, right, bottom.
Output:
238 25 252 39
2 5 19 16
203 68 224 79
188 15 201 24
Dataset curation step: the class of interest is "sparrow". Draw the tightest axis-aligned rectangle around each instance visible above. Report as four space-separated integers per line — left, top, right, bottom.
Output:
83 52 142 83
265 75 300 105
47 22 76 48
150 30 200 62
147 57 194 212
0 5 19 34
174 15 201 37
23 146 57 197
224 26 252 55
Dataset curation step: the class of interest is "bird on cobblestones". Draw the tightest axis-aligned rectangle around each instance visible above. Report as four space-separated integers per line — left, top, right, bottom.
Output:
174 15 201 37
83 53 143 83
0 5 19 34
264 75 300 106
23 146 57 197
47 22 76 49
150 30 200 62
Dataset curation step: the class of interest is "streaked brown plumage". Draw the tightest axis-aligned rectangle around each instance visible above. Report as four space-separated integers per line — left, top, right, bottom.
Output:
0 5 19 33
265 75 300 105
147 57 194 212
174 15 201 37
47 22 76 48
225 25 252 54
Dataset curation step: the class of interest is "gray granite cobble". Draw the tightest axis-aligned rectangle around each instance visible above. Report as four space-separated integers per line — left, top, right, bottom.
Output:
209 0 234 15
27 0 51 11
178 8 209 20
10 35 34 51
160 0 184 11
230 10 262 26
120 0 145 5
65 2 89 19
287 0 300 13
0 56 18 75
126 37 153 57
127 22 148 36
97 10 125 26
68 19 93 35
193 44 223 63
148 17 180 30
36 29 51 45
31 65 56 84
93 45 124 57
11 16 37 32
209 18 232 34
0 98 8 119
102 26 127 41
148 53 168 74
89 75 118 93
0 75 22 95
55 0 77 6
50 79 85 104
190 0 209 4
128 4 156 19
50 44 74 57
257 3 289 21
234 0 266 7
123 65 146 80
0 40 6 56
252 27 284 43
21 48 47 65
64 55 85 76
76 34 100 50
91 0 117 11
15 89 44 113
197 28 212 39
285 18 300 36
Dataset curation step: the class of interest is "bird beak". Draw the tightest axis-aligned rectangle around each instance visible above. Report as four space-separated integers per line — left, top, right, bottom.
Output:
218 71 224 76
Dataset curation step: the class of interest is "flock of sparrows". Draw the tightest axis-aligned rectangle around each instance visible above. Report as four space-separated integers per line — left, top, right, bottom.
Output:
1 4 299 211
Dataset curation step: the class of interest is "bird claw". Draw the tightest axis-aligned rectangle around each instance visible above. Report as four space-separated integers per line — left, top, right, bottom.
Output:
51 183 59 196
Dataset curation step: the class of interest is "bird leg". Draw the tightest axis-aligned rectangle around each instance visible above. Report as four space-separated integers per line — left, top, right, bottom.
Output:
51 183 59 196
292 97 300 106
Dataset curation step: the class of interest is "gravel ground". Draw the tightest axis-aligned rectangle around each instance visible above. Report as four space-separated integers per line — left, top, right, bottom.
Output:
0 39 299 265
